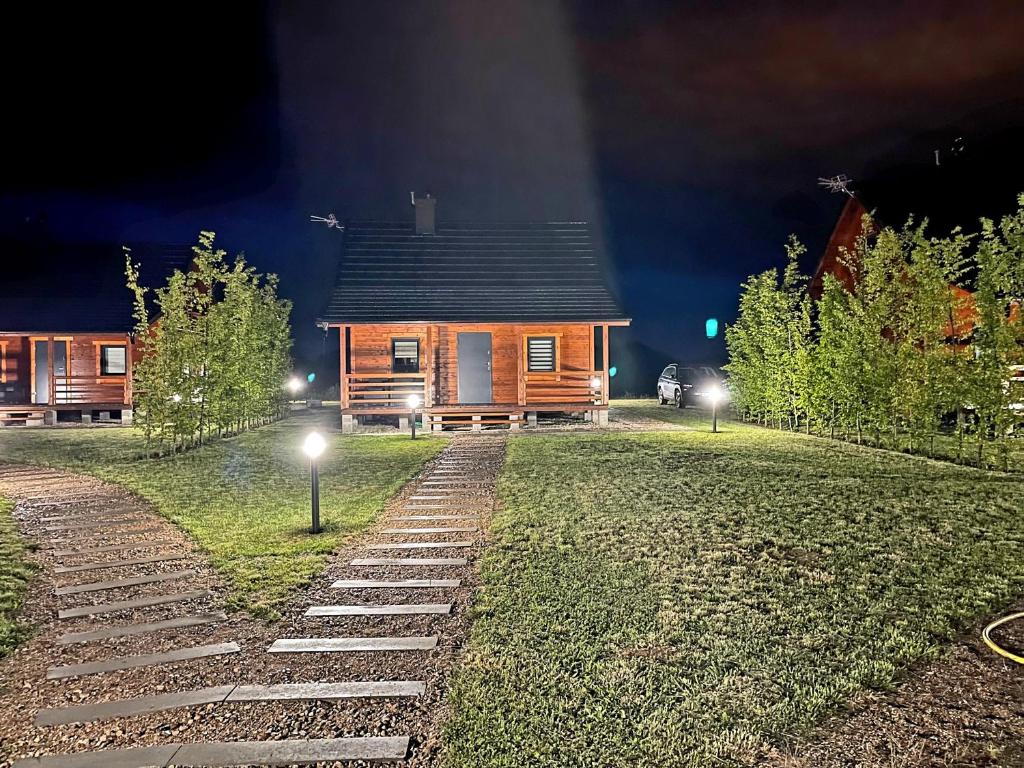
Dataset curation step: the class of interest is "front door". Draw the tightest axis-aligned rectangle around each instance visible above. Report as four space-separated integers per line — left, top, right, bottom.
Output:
457 332 492 404
32 339 69 405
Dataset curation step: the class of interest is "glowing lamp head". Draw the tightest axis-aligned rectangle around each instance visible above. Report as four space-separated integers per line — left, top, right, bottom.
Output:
406 394 421 409
302 431 326 460
287 377 303 394
707 386 724 406
590 376 602 389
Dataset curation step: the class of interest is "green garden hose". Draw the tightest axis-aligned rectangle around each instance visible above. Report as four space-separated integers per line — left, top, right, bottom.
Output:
982 612 1024 665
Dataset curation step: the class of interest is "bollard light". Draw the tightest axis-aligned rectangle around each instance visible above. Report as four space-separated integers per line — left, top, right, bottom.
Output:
287 377 304 397
406 393 421 439
302 431 326 533
707 386 724 433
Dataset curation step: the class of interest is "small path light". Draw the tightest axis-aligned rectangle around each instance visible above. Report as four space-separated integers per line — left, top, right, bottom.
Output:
407 394 421 439
708 386 724 433
302 431 326 533
287 377 304 397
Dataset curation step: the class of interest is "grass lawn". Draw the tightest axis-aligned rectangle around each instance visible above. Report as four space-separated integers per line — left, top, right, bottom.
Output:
0 414 442 617
0 497 35 658
445 405 1024 766
613 398 1024 472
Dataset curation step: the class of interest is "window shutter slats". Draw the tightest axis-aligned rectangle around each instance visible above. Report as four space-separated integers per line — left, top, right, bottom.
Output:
527 337 556 372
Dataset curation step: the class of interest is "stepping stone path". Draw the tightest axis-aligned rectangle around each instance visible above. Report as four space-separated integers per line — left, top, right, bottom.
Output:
265 431 507 763
0 429 507 766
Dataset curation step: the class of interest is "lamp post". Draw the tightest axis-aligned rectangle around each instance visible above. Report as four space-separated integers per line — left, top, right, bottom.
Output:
708 386 724 433
407 393 421 439
302 431 326 533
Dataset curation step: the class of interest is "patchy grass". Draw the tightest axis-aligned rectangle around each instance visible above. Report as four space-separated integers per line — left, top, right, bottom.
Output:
0 497 35 657
0 415 442 617
445 418 1024 767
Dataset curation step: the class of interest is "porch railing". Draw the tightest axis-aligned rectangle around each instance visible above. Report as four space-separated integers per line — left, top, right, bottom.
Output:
343 372 427 408
524 369 604 406
50 375 130 406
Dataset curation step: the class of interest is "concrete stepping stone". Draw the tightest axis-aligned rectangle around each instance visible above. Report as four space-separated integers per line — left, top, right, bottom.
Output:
391 518 479 524
408 495 455 500
50 526 163 541
331 579 462 588
45 641 241 680
58 612 226 644
227 680 425 700
36 681 424 726
305 604 451 616
11 743 181 768
51 540 175 557
55 569 195 596
58 590 210 619
367 541 473 550
44 518 145 532
269 637 437 653
36 685 235 725
39 508 140 522
381 527 478 533
12 737 410 767
351 557 468 566
54 553 186 574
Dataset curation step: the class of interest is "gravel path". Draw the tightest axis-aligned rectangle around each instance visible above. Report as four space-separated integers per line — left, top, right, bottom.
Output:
0 433 507 767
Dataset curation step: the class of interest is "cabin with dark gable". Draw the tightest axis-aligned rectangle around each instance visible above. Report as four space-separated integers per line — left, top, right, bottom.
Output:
319 194 630 431
0 243 191 426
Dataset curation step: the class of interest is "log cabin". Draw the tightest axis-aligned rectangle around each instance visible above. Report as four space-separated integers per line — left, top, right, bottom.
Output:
319 194 630 431
0 243 191 426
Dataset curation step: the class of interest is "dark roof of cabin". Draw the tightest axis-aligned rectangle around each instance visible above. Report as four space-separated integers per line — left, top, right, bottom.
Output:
320 220 627 324
0 242 193 334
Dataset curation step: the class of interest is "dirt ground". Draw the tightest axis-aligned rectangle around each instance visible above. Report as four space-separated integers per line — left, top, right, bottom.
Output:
759 607 1024 768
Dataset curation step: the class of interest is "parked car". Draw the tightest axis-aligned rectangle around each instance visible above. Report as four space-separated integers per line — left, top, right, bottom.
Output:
657 364 724 407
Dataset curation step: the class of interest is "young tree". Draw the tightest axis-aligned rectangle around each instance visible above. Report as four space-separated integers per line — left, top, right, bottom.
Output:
125 232 292 452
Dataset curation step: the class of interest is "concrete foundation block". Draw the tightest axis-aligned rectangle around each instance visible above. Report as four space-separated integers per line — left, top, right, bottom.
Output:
398 416 409 431
44 410 57 426
121 409 134 426
596 409 609 427
341 414 356 434
80 413 92 424
526 411 538 428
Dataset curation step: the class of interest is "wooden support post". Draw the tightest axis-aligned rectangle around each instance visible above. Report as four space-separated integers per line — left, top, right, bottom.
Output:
125 337 134 407
425 324 434 408
515 325 525 406
339 325 349 409
601 323 610 406
47 337 55 405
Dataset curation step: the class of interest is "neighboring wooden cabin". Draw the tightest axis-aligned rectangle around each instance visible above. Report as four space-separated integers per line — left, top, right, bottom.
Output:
0 243 191 426
810 195 978 338
320 195 630 431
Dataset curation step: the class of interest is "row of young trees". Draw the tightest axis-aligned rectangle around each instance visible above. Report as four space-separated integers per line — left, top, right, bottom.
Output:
126 232 293 451
725 197 1024 468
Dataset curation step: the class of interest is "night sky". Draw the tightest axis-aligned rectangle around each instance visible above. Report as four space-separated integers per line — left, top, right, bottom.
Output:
4 1 1024 392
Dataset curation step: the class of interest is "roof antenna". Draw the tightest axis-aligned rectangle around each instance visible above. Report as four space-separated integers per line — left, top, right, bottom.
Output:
817 174 855 197
310 213 343 231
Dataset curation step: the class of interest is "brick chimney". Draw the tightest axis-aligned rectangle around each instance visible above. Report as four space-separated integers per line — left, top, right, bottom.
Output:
411 191 436 235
